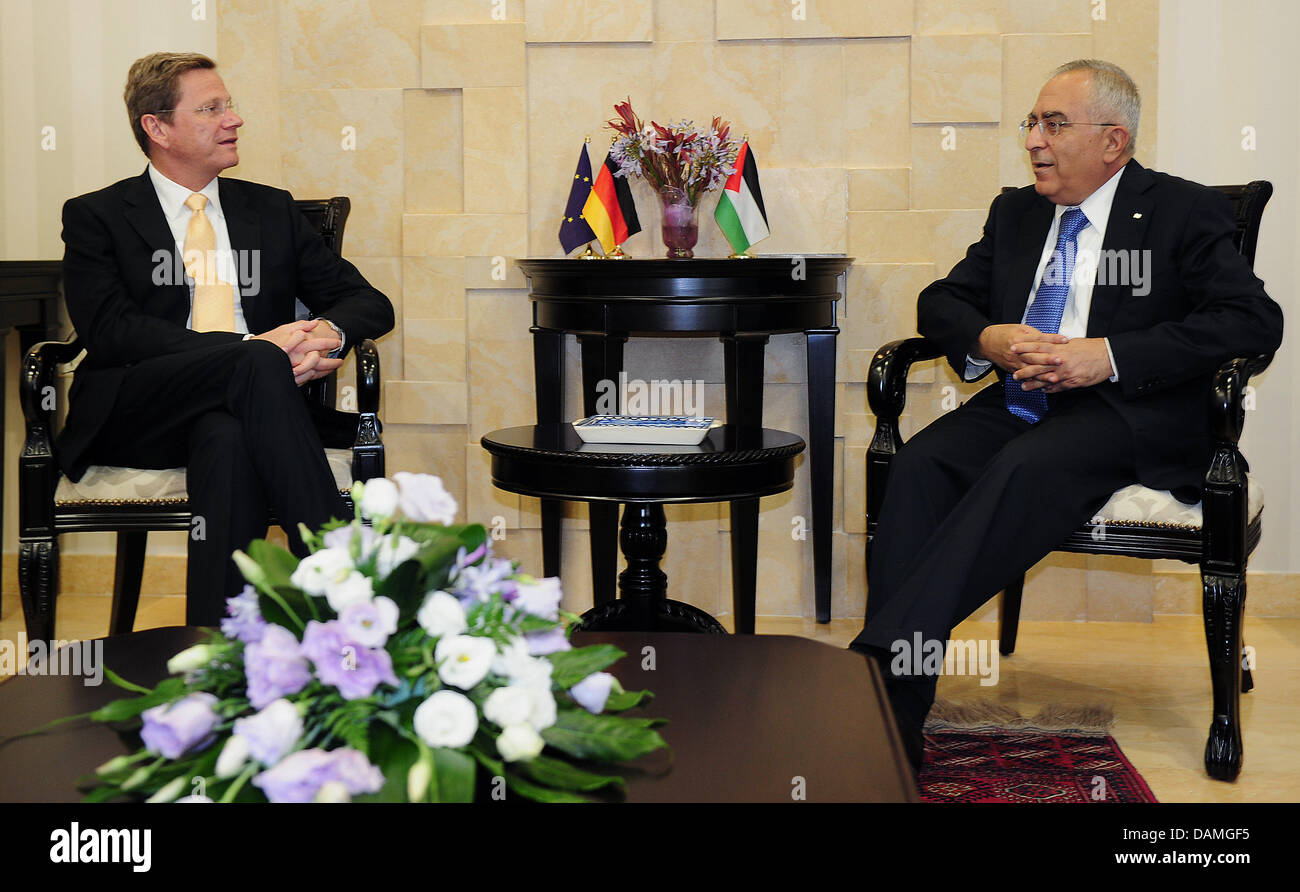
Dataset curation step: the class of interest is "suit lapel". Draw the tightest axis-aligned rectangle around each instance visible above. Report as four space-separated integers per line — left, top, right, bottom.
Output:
123 170 190 321
1087 158 1154 337
1005 194 1054 323
219 178 262 328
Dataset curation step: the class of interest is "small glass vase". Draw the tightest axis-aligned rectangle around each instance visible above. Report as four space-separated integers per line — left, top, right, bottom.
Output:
657 187 699 259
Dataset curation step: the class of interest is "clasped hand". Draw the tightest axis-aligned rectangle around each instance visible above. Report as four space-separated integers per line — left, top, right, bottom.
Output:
974 323 1112 393
252 319 344 386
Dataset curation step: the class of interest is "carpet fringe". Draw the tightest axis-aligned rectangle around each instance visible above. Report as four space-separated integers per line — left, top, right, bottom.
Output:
924 699 1115 736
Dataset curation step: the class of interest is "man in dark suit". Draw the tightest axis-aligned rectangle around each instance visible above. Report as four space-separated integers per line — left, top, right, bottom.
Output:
59 52 394 625
849 60 1283 774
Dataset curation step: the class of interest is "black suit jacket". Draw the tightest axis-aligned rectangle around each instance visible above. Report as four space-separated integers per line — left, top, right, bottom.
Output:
58 170 395 479
918 159 1283 494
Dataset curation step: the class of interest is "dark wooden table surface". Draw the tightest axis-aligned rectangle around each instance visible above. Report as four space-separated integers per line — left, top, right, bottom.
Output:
0 627 916 802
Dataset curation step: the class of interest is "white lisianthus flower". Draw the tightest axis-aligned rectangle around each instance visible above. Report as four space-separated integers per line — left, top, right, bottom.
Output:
323 569 374 614
393 472 457 525
166 643 217 676
406 754 433 802
514 576 563 621
482 685 534 728
496 724 545 762
373 535 420 579
417 591 467 639
290 547 354 598
413 690 478 748
569 672 615 714
435 635 497 690
215 734 251 779
356 478 400 521
314 781 352 803
527 686 557 731
145 775 190 803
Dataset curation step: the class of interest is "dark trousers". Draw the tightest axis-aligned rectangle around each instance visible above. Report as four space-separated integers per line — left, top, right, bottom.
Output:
851 382 1138 771
83 339 350 626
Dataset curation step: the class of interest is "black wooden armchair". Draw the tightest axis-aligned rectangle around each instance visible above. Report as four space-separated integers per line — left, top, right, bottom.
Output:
18 197 384 643
864 181 1273 782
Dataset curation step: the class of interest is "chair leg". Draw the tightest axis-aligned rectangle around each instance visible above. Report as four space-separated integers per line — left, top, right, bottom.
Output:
1202 569 1246 781
19 539 59 644
999 574 1025 656
109 531 147 636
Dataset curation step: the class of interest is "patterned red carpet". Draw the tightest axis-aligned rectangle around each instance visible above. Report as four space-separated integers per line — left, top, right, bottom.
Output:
918 729 1158 803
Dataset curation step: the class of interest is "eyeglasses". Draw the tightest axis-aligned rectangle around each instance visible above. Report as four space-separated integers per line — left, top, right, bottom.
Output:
1018 117 1116 139
154 99 239 118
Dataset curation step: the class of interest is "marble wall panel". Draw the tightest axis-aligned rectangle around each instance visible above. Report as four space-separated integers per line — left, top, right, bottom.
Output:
385 381 468 425
848 211 935 263
656 0 716 42
280 89 404 257
777 41 845 168
910 123 1000 209
914 0 999 34
464 87 528 214
911 34 1002 123
464 443 520 530
280 0 423 90
219 0 282 186
383 425 469 507
403 256 466 318
848 168 910 211
421 22 525 89
423 0 524 24
524 0 654 43
404 212 529 256
405 317 467 381
999 0 1093 35
1092 0 1159 166
843 38 912 169
467 337 538 440
716 0 912 40
404 89 463 213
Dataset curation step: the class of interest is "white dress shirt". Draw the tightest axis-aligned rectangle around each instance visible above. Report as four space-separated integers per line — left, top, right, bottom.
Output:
965 164 1127 382
148 164 249 334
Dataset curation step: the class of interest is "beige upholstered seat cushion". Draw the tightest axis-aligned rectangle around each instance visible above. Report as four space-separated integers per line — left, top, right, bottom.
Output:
54 448 354 506
1090 478 1264 530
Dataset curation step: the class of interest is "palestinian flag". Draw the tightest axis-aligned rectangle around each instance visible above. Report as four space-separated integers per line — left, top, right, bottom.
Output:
558 143 600 255
582 152 641 254
714 141 770 254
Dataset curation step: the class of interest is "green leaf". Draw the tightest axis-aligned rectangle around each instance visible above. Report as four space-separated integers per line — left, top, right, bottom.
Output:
470 750 589 803
432 747 475 803
604 688 653 712
357 721 419 803
547 645 625 688
541 708 668 762
247 539 301 589
516 754 625 794
90 677 188 722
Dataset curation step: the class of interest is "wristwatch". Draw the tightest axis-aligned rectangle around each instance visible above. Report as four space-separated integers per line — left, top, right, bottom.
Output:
318 317 345 356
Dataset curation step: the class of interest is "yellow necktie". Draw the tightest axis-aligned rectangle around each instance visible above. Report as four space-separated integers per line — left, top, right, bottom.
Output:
183 193 237 332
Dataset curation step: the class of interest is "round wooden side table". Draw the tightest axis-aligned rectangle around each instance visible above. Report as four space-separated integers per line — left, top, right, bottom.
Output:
480 424 804 633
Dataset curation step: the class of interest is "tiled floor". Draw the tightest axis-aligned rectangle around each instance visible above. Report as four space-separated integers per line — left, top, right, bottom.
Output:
3 593 1296 802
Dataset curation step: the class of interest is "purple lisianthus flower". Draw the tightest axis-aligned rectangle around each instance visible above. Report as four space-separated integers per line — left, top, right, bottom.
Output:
232 698 303 766
450 555 517 606
525 628 572 656
300 620 399 700
393 472 457 524
252 747 384 803
515 577 562 621
140 693 221 759
221 584 266 644
244 624 313 709
569 672 615 714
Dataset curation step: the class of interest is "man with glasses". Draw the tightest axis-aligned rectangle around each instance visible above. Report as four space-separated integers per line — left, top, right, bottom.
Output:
848 59 1282 776
58 52 393 625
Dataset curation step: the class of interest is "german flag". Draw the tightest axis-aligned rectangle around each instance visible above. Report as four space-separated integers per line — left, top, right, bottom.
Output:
582 152 641 254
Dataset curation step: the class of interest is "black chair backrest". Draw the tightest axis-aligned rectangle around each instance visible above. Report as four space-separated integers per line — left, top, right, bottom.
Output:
1000 180 1272 269
293 197 351 256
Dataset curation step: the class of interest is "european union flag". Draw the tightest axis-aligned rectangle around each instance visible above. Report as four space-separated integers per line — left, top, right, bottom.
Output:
558 143 599 255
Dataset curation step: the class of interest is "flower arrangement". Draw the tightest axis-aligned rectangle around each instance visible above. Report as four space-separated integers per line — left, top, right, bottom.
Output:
606 98 738 206
80 473 666 803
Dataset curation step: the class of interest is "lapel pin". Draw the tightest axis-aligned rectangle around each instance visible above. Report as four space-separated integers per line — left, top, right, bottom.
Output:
1132 212 1143 219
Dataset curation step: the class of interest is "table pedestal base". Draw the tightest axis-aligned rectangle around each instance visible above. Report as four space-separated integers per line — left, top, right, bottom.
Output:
571 502 726 634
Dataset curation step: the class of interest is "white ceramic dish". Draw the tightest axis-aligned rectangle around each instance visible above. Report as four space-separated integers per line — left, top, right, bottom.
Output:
572 415 719 446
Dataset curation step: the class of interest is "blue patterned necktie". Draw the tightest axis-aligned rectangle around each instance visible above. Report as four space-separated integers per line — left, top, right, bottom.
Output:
1005 206 1089 423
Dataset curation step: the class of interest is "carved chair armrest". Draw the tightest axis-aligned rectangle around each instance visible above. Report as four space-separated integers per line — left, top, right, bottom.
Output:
20 337 81 458
1203 354 1272 571
350 338 384 482
865 337 943 537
